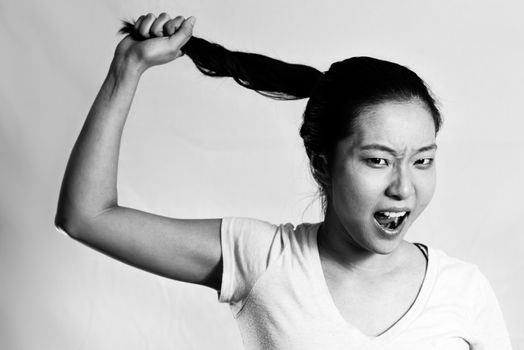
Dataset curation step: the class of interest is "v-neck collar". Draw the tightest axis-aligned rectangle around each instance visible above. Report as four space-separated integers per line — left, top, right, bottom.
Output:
309 222 438 344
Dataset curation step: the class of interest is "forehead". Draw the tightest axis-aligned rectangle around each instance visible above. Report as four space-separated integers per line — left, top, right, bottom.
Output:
349 100 436 150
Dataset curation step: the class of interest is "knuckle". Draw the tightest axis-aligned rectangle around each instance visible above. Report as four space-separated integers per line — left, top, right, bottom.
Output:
134 16 143 26
159 12 169 18
151 22 163 35
139 26 150 37
163 20 174 30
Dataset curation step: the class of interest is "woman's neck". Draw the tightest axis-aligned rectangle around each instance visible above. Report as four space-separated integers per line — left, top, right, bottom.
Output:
319 206 410 276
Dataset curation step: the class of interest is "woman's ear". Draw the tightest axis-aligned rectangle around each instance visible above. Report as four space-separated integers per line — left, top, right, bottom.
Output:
310 153 331 188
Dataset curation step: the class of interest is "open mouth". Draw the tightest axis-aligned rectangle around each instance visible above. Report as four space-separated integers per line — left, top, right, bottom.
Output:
373 210 410 233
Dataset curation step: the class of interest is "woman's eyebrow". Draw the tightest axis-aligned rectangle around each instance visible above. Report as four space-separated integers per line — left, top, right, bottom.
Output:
417 144 438 153
359 143 437 155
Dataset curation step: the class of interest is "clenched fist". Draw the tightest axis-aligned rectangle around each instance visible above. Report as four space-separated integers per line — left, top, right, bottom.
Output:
115 13 196 73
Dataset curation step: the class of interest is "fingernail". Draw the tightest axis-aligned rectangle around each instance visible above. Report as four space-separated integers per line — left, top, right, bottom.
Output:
187 16 196 26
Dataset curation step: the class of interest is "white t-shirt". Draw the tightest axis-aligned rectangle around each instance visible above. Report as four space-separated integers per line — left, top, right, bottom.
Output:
217 217 513 350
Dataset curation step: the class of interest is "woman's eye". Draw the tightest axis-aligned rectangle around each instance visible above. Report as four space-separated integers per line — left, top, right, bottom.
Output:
415 158 434 167
366 158 389 167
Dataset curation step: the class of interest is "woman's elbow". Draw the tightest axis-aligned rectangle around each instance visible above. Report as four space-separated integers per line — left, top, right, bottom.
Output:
54 211 84 239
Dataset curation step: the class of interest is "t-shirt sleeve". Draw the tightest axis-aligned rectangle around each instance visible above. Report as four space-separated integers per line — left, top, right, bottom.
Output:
217 216 286 316
469 267 513 350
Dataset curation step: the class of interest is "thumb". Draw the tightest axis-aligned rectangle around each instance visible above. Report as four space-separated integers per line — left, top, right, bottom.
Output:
169 16 196 49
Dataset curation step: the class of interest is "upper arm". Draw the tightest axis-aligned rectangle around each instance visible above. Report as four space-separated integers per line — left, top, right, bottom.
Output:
57 206 223 291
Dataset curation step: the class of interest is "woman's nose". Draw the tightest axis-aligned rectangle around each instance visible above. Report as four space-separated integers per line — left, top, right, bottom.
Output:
386 166 414 200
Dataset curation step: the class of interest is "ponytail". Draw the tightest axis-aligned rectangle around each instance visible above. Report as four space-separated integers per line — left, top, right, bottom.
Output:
119 20 322 100
120 21 443 217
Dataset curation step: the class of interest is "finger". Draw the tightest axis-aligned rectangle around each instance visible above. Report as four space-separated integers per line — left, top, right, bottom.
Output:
163 19 177 36
172 16 185 31
168 16 196 51
138 13 155 39
132 15 145 37
134 15 145 30
163 16 184 36
150 12 170 37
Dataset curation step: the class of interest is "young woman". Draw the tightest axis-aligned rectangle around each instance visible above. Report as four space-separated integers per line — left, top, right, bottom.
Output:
54 13 513 349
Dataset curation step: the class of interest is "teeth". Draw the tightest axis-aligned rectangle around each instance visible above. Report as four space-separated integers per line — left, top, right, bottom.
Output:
374 211 409 233
382 211 406 218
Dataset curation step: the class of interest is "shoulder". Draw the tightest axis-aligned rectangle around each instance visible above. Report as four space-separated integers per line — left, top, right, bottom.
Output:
221 217 321 263
429 246 479 273
220 216 300 258
428 246 490 300
218 217 319 307
222 216 318 240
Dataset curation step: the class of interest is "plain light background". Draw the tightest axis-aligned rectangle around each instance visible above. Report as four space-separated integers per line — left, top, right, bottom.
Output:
1 0 523 349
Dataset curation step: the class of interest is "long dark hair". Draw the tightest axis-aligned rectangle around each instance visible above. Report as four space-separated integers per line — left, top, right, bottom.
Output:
120 21 442 214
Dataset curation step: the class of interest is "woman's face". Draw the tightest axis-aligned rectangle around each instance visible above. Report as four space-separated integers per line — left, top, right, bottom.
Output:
328 99 437 254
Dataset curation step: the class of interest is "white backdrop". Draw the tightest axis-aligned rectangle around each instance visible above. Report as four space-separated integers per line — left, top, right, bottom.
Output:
2 0 523 349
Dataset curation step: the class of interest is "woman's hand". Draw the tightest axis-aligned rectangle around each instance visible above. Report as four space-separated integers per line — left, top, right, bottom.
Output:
115 13 196 74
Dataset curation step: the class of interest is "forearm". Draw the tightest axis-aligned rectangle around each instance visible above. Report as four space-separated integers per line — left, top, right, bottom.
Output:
55 55 142 226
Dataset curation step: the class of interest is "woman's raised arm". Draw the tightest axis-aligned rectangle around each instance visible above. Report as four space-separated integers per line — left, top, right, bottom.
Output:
54 14 223 291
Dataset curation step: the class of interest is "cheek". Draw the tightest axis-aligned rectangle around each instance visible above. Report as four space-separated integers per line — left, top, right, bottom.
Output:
415 169 437 209
331 162 386 215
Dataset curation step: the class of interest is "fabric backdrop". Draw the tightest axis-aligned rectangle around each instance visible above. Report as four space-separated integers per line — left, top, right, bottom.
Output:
1 0 523 349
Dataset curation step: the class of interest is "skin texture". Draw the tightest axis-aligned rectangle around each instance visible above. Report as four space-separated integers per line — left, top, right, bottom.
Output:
319 99 437 273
